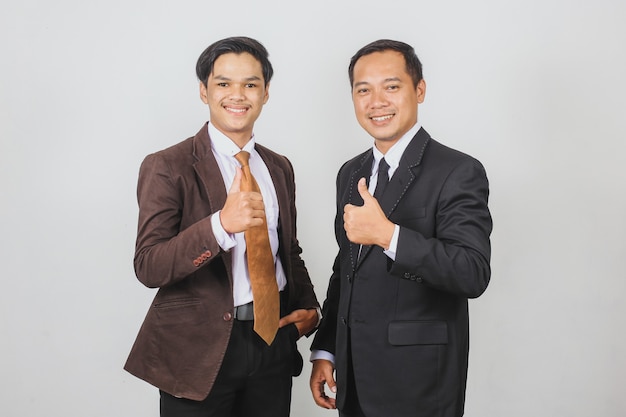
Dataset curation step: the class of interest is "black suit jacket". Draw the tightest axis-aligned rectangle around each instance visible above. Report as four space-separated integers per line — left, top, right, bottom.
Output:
125 124 319 401
312 128 492 417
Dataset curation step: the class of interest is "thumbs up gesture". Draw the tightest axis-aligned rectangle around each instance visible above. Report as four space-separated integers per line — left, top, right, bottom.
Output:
220 167 266 234
343 178 395 248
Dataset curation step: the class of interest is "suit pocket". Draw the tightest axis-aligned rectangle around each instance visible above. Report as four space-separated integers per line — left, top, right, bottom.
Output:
394 206 427 220
153 297 201 309
153 297 204 326
391 207 427 230
388 321 448 346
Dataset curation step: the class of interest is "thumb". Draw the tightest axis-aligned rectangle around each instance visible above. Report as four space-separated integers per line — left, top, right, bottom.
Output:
325 366 337 393
229 167 242 193
357 177 373 203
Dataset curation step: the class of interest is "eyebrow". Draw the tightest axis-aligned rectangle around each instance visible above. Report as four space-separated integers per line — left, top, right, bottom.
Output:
212 75 263 82
353 77 402 88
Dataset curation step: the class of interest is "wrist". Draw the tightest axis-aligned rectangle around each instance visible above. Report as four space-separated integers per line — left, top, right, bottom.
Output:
309 307 322 328
378 220 396 250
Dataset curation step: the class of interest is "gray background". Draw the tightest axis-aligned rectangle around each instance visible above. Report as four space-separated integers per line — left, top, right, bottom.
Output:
1 0 625 416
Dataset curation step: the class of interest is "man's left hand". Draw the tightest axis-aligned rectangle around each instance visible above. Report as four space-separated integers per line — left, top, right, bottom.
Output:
279 308 318 337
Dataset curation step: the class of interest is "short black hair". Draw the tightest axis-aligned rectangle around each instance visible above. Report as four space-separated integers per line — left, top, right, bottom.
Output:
196 36 273 86
348 39 423 89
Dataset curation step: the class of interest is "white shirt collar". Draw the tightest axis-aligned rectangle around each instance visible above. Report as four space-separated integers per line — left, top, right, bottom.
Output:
208 122 256 158
372 122 421 177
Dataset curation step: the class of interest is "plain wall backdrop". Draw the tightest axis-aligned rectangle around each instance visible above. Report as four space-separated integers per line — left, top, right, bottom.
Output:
1 0 625 416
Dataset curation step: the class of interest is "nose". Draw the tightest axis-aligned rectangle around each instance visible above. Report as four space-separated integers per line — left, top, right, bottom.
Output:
369 88 388 108
229 84 246 101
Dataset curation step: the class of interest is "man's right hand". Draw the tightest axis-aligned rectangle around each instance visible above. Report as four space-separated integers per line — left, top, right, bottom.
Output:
220 167 266 234
310 359 337 409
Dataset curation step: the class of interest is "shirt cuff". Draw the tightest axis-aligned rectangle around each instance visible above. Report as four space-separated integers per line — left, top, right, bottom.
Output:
310 307 323 328
211 211 236 251
383 224 400 260
310 350 335 366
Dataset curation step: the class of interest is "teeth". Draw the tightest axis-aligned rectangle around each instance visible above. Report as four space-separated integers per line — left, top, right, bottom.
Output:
372 115 393 121
226 107 246 113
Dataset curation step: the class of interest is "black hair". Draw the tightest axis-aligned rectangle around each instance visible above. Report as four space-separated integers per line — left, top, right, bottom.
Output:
196 36 273 86
348 39 423 89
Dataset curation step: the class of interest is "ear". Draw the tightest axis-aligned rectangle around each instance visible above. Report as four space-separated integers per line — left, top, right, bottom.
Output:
199 81 209 104
416 79 426 104
263 82 270 104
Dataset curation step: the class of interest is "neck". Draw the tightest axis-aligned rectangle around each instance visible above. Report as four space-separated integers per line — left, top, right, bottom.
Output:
219 129 252 149
231 136 252 150
374 138 400 155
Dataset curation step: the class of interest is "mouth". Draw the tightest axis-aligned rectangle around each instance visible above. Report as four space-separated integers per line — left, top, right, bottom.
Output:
370 114 394 123
224 105 249 115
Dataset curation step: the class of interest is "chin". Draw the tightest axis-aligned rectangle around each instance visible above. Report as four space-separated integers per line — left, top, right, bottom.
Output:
371 130 398 141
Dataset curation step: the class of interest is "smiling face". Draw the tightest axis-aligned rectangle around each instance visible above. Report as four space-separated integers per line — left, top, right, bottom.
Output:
351 50 426 154
200 52 269 148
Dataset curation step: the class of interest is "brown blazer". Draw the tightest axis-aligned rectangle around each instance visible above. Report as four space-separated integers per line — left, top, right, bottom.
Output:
125 123 319 401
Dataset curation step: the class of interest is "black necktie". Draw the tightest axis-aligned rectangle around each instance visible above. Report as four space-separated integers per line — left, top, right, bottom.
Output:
373 158 389 200
357 157 390 262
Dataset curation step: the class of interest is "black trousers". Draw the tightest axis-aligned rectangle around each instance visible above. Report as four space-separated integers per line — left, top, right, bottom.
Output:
160 319 300 417
339 327 368 417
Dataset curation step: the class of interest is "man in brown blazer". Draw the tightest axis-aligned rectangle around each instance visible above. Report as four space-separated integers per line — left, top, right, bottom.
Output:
125 36 320 417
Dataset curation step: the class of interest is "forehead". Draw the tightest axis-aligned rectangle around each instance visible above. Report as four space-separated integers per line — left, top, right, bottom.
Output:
352 50 409 84
211 52 263 79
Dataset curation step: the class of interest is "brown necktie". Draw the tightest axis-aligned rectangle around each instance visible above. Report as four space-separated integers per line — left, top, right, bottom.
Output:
234 151 280 345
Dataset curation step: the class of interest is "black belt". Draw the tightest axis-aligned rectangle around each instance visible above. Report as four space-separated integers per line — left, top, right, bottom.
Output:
233 291 287 321
233 302 255 321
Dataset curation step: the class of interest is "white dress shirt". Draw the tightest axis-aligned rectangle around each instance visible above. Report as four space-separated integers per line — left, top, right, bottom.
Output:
207 122 287 307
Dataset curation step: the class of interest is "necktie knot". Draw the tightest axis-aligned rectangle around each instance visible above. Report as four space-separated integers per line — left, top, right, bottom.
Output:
235 151 250 167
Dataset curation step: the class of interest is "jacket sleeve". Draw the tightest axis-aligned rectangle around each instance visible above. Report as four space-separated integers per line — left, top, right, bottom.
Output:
133 153 223 288
281 156 320 312
310 254 341 354
310 163 349 353
390 157 492 298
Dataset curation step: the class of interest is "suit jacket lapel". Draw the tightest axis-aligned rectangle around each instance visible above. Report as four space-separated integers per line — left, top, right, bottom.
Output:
355 128 431 269
192 124 228 212
191 124 233 277
348 151 375 271
255 145 290 270
379 128 431 215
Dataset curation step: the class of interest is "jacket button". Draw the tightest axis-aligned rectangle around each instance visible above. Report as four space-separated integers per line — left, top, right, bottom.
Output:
193 259 201 267
416 276 423 283
404 272 411 279
204 250 212 257
223 312 233 321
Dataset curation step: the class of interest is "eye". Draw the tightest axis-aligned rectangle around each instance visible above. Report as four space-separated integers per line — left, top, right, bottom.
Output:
356 87 369 94
245 83 257 88
217 82 228 87
386 84 399 91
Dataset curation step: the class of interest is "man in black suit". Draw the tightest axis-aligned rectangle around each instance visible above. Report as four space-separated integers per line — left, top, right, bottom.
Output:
309 39 492 417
